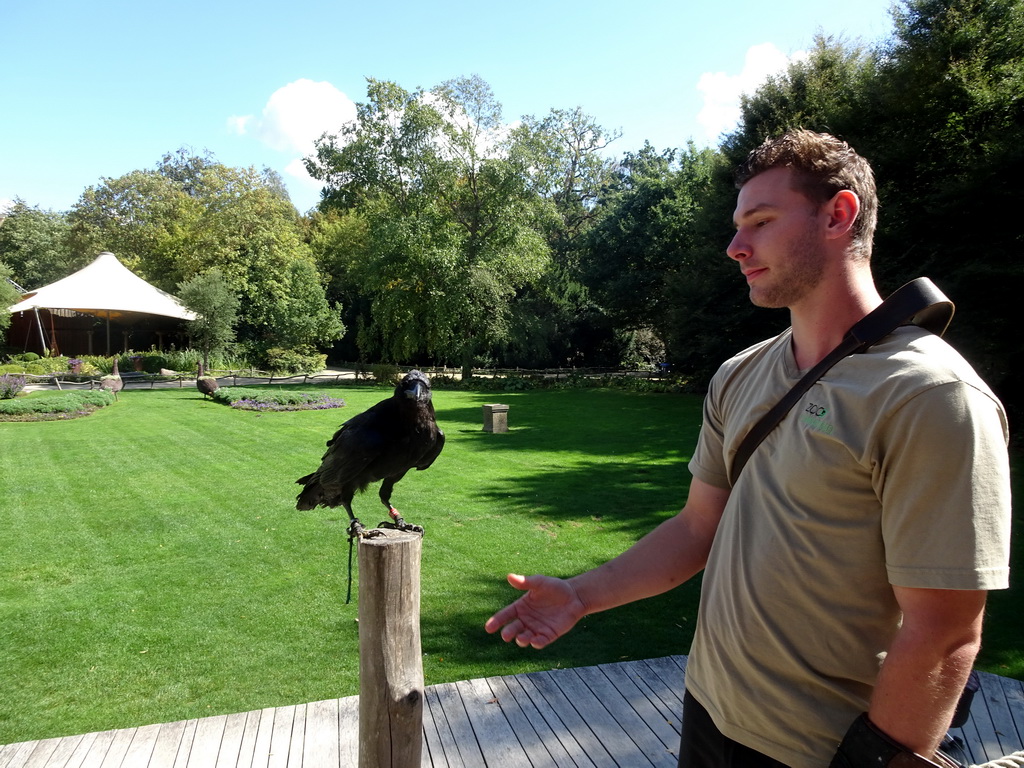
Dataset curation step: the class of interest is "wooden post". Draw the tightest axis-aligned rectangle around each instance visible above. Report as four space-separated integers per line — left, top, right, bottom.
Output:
482 403 509 432
358 530 424 768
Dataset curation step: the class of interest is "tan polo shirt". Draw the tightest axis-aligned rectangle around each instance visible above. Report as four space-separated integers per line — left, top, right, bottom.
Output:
686 326 1011 768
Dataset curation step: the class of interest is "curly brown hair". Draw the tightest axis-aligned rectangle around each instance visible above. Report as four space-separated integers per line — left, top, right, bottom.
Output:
735 129 878 261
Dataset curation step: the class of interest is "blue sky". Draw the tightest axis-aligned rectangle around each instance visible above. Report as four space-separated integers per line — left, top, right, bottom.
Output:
1 0 897 215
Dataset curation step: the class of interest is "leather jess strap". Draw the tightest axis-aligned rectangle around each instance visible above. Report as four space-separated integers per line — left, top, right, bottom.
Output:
727 277 954 485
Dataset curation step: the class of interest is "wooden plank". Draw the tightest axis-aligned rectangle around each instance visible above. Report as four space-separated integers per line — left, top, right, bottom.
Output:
453 678 529 768
574 665 677 767
0 742 23 768
148 721 188 768
303 699 340 768
484 675 560 768
214 713 247 768
27 735 85 768
972 674 1013 762
74 730 116 768
512 672 597 768
16 738 60 768
490 674 573 768
286 705 305 768
527 670 617 767
627 662 685 733
421 684 468 768
171 721 198 768
121 725 162 768
232 712 261 768
597 662 682 752
555 666 661 766
420 687 446 768
184 715 226 768
430 682 482 767
337 698 359 768
995 674 1024 750
949 715 985 766
979 672 1024 758
4 740 43 768
63 732 103 768
4 656 1022 768
245 709 277 768
641 657 687 703
94 722 136 767
265 706 294 768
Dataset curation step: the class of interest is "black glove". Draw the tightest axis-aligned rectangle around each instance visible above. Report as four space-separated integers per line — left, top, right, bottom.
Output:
830 713 964 768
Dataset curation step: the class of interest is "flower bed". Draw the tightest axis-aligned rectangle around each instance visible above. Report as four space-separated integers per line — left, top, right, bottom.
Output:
0 391 117 421
210 387 346 412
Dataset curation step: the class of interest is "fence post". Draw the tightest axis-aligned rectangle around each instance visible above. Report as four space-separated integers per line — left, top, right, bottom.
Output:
358 530 424 768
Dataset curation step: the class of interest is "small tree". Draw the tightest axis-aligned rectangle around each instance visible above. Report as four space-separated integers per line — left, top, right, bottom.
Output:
177 268 240 370
1 263 23 336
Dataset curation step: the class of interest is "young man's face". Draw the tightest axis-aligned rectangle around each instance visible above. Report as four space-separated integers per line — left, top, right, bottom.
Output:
727 166 828 310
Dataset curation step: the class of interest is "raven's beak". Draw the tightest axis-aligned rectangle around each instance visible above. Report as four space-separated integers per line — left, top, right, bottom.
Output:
405 382 430 401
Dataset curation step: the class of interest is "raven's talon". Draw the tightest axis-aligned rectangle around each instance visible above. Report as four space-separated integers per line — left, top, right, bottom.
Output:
377 518 424 535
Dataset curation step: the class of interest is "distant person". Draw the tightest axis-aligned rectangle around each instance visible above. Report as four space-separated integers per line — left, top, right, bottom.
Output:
485 129 1012 768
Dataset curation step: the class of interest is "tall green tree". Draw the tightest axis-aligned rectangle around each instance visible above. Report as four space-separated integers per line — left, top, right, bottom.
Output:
580 142 741 375
1 262 23 335
67 150 342 361
306 76 551 374
176 268 240 369
722 0 1023 422
0 200 75 289
500 108 621 367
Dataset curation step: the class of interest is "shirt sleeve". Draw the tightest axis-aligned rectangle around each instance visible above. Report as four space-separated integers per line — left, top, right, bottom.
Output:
689 372 732 490
875 380 1011 590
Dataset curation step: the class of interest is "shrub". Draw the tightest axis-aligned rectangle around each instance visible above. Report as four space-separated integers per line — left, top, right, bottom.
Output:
0 373 27 399
370 363 400 385
262 347 327 375
0 390 115 418
211 387 345 411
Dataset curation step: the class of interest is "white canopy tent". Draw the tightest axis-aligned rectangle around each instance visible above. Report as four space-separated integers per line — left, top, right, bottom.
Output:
7 252 197 356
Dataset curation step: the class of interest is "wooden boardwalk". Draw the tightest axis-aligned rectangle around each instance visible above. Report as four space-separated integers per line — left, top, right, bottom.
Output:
2 656 1022 768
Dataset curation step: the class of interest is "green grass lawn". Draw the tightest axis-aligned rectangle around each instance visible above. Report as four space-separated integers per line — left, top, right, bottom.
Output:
0 383 1019 745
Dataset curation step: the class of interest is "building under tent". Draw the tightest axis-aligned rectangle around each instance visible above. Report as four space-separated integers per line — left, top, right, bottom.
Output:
5 251 197 357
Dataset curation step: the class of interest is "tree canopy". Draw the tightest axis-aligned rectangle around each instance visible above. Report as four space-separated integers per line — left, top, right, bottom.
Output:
2 0 1019 426
306 76 552 373
64 150 342 364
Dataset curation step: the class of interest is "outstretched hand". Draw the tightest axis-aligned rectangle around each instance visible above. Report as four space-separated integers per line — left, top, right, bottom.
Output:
484 573 587 650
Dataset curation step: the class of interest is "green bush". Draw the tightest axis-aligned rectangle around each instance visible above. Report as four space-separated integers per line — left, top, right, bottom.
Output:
0 373 28 399
0 390 115 417
370 362 400 384
262 347 327 375
210 387 345 411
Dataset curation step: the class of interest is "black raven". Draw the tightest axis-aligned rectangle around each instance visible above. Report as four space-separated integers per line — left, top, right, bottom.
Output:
295 369 445 538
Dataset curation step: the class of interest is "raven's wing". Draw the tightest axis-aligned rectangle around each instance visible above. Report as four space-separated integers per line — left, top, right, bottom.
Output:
415 427 445 471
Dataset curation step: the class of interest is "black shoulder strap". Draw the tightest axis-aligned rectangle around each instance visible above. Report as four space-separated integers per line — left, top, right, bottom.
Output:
727 278 954 485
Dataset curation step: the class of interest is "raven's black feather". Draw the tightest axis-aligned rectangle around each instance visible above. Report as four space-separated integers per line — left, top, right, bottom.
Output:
295 370 444 530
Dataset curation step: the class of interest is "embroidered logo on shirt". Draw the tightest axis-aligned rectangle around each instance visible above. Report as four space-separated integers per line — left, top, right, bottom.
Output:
800 401 835 435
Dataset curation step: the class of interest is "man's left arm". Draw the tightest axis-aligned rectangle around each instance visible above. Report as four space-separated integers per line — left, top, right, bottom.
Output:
868 585 987 759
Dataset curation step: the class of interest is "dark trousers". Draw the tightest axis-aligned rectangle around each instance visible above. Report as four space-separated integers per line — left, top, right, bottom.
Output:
678 691 790 768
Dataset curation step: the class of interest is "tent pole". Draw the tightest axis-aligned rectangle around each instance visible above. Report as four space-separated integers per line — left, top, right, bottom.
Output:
106 310 111 356
33 308 47 356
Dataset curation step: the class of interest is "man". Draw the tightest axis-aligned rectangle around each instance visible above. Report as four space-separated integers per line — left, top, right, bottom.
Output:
484 130 1011 767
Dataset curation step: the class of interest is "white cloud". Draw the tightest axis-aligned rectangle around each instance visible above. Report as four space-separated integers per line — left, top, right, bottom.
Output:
696 43 808 144
228 79 358 200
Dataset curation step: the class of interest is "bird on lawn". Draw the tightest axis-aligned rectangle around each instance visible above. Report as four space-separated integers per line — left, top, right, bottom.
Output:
99 358 123 400
196 362 219 399
295 369 445 539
